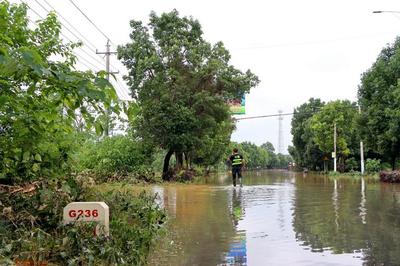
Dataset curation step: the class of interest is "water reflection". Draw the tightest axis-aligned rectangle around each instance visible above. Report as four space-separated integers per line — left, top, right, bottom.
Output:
148 185 237 265
231 188 244 226
223 188 247 265
148 171 400 265
332 179 339 229
224 231 247 265
359 178 367 225
293 174 400 265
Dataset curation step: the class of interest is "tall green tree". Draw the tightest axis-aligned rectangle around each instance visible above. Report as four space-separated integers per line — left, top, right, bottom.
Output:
290 98 325 170
191 120 233 169
118 10 259 179
260 141 276 168
261 141 275 154
358 37 400 169
0 2 119 183
310 100 359 171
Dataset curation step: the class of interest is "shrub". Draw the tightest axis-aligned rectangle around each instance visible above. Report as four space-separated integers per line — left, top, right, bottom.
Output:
0 1 119 185
73 136 156 181
55 190 166 265
345 157 358 172
379 170 400 183
0 181 166 265
381 162 392 171
365 158 381 173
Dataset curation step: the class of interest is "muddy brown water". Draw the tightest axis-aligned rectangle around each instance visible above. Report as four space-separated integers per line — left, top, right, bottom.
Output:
147 170 400 266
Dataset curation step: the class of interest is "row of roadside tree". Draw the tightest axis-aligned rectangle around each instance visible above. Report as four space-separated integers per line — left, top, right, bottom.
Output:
289 37 400 172
228 141 292 170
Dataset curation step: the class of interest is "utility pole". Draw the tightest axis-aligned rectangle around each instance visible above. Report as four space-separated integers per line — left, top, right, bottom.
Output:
278 110 284 154
359 105 365 174
96 40 118 136
333 122 337 172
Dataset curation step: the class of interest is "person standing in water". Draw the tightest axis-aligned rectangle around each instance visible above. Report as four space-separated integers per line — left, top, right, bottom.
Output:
228 148 245 187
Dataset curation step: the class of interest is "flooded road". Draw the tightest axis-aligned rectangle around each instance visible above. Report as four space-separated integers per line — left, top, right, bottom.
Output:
148 170 400 265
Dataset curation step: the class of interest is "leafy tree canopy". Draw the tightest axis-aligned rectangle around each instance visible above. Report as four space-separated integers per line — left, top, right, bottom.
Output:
310 100 358 158
358 37 400 169
0 2 119 183
290 98 325 169
261 141 275 154
118 10 259 178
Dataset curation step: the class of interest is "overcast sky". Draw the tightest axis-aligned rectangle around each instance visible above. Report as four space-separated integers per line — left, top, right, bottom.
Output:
18 0 400 153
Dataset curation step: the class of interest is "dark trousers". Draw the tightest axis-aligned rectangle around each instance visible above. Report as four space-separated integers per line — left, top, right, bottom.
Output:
232 167 242 186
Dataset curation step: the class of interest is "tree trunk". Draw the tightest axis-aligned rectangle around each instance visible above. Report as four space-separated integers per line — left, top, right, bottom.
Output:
175 152 184 170
392 156 396 171
184 152 190 169
162 149 174 180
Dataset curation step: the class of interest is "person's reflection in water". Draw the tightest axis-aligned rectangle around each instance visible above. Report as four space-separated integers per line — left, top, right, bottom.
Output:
225 188 247 265
232 188 243 226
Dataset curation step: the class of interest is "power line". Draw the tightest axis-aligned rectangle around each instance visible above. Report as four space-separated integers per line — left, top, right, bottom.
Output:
23 1 105 71
25 14 100 72
22 2 100 72
31 0 106 69
22 1 132 102
73 50 102 71
67 0 115 45
115 79 131 100
33 0 132 98
235 105 360 120
40 0 98 52
76 46 106 68
235 112 293 120
39 0 111 67
116 73 131 99
21 0 43 19
30 0 117 72
25 1 132 99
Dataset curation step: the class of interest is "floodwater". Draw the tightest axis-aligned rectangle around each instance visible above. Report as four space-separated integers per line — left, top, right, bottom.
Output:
147 170 400 266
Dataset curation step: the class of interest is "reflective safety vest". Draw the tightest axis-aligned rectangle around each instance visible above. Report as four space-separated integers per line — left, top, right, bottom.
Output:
231 154 243 166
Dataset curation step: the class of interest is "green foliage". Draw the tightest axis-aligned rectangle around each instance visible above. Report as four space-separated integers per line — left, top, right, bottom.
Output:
290 98 325 170
261 141 275 153
228 141 291 169
381 162 393 171
74 135 156 181
345 157 358 172
365 158 381 173
0 2 119 184
358 37 400 170
191 121 233 167
0 187 166 265
310 100 359 159
290 99 360 172
0 4 165 265
275 153 293 169
118 10 259 178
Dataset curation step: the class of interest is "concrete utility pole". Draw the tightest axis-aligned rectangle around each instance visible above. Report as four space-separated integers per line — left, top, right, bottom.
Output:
333 122 337 172
96 40 118 136
359 105 365 174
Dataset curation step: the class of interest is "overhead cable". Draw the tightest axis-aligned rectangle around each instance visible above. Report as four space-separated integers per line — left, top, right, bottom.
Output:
31 0 105 68
67 0 115 45
235 105 360 120
40 0 98 52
